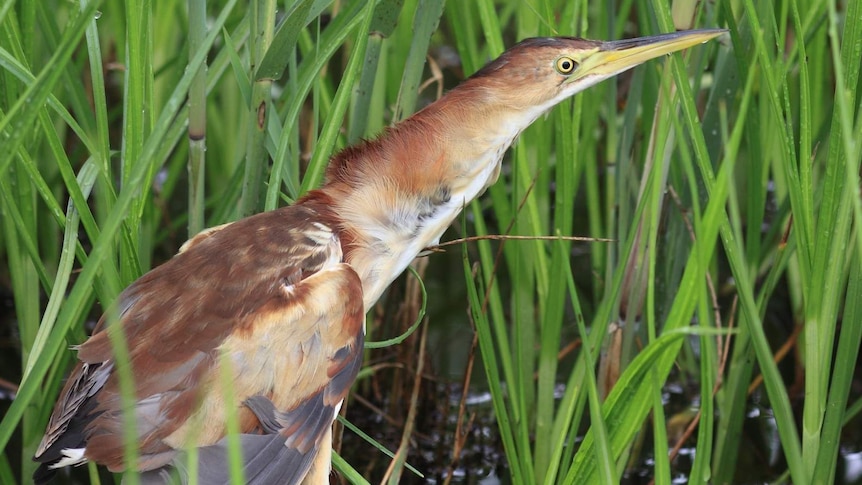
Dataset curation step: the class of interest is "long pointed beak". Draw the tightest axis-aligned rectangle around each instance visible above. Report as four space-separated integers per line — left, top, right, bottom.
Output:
571 29 725 82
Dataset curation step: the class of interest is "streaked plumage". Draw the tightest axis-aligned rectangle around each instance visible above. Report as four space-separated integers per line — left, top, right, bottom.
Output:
34 30 722 484
35 199 364 483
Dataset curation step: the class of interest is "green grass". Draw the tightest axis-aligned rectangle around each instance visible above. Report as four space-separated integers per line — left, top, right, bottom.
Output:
1 0 860 484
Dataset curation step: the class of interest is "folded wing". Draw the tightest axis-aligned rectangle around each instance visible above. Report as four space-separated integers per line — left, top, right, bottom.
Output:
35 201 364 485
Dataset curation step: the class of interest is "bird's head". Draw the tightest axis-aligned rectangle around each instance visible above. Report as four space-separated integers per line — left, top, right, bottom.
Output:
464 29 725 112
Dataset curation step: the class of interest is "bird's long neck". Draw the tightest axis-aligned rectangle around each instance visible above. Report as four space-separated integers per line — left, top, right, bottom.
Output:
315 85 550 310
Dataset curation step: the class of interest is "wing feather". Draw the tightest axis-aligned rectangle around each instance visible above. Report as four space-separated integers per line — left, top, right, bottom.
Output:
34 199 364 485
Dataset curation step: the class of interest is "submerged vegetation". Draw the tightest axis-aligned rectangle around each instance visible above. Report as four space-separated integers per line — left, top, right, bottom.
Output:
1 0 860 483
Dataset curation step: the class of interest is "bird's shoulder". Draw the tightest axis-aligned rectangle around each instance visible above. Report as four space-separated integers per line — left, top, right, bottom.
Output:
79 202 348 363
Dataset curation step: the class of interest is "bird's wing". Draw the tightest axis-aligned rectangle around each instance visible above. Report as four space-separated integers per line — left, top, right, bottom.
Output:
35 201 364 484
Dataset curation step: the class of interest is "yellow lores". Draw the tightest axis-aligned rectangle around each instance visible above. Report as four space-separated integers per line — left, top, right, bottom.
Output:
35 29 723 484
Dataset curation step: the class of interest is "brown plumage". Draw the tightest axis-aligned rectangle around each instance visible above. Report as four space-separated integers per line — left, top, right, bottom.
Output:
35 198 364 483
34 30 722 484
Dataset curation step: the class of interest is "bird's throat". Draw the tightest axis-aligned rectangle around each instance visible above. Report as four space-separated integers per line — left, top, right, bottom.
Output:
321 100 548 311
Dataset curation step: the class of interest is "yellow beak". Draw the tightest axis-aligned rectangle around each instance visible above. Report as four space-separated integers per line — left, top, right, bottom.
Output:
570 29 726 82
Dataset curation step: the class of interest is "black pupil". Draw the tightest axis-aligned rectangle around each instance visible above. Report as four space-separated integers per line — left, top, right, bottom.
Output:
561 60 572 71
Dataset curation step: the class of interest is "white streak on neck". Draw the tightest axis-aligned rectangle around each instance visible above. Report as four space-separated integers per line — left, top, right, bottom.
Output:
339 103 551 311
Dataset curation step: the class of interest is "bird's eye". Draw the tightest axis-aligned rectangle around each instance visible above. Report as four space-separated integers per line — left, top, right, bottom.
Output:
554 56 577 74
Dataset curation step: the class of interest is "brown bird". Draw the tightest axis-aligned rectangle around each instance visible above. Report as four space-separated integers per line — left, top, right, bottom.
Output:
34 29 723 484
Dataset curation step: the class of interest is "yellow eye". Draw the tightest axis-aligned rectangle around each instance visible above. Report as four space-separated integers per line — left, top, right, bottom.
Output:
555 56 577 74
